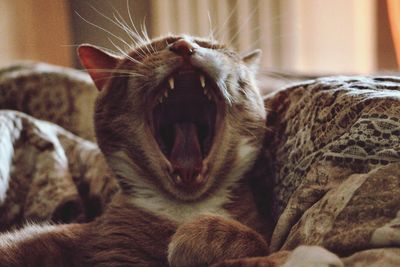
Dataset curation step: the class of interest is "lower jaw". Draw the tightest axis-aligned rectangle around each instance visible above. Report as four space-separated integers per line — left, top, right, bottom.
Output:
164 181 211 202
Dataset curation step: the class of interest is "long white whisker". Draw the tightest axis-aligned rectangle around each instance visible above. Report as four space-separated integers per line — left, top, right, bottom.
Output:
91 1 150 59
207 11 215 42
108 1 142 44
62 44 122 56
112 5 149 49
108 38 144 66
112 14 143 47
213 1 239 42
83 68 145 76
126 0 150 50
111 12 150 57
88 4 148 58
114 8 151 55
228 7 258 48
141 18 155 53
216 80 233 105
91 74 144 83
126 0 136 34
75 11 131 50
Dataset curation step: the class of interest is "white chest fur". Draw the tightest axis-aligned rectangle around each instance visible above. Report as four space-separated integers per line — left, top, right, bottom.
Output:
110 136 258 224
131 188 231 224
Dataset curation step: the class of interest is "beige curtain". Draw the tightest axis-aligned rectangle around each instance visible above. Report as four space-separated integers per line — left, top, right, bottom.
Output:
387 0 400 68
150 0 377 74
0 0 72 68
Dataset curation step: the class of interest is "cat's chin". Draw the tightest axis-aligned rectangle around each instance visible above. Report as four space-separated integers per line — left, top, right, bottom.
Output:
162 176 212 202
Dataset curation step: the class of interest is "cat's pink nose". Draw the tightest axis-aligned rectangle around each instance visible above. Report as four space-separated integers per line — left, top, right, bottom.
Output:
170 39 196 57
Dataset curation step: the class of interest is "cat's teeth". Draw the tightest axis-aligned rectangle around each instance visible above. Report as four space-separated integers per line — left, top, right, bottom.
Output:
168 78 174 90
199 75 206 88
159 97 163 103
164 91 168 98
207 94 212 101
175 175 182 183
204 88 208 95
195 174 202 183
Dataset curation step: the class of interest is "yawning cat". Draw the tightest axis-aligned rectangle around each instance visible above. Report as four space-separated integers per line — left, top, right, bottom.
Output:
0 35 272 267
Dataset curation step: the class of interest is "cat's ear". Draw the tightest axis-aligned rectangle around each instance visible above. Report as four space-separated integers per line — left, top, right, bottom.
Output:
242 49 262 73
78 44 121 91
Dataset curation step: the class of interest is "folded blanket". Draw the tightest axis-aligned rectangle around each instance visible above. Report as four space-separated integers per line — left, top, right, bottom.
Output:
0 110 118 230
263 76 400 260
0 62 121 229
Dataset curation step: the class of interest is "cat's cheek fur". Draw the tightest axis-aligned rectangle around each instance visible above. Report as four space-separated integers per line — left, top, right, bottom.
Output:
167 214 269 267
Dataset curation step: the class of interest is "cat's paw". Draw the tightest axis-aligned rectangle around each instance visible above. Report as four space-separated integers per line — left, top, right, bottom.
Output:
168 214 268 267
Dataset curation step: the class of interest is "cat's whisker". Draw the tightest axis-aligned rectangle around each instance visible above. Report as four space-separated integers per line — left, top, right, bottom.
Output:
64 44 121 57
75 11 132 52
126 1 154 54
112 13 141 44
128 3 153 53
108 38 145 66
89 4 148 58
213 1 239 43
112 13 150 57
141 19 156 53
217 81 232 105
111 3 141 42
84 68 145 77
126 0 137 36
92 74 143 83
111 5 151 55
110 11 149 57
114 19 144 50
126 23 152 55
227 7 258 50
207 11 216 43
140 18 151 43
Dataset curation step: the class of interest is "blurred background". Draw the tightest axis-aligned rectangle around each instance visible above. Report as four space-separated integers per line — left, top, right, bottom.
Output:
0 0 399 75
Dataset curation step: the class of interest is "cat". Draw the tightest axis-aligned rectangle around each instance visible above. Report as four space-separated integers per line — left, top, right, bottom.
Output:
0 35 273 267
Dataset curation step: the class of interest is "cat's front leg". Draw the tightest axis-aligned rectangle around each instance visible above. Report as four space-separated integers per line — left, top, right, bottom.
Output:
168 214 269 267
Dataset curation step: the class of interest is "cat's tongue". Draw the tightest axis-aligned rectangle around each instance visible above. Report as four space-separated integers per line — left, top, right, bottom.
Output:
170 122 203 187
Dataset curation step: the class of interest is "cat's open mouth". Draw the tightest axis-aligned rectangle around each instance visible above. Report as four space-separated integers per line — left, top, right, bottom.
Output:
152 68 218 191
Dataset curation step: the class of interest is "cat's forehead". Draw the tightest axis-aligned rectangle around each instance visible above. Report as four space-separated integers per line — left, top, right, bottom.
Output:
145 35 225 51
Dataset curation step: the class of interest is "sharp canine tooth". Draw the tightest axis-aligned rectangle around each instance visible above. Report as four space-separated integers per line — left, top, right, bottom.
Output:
159 97 163 103
204 88 207 95
200 75 206 88
168 78 174 89
164 91 168 97
195 174 202 183
176 175 182 183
